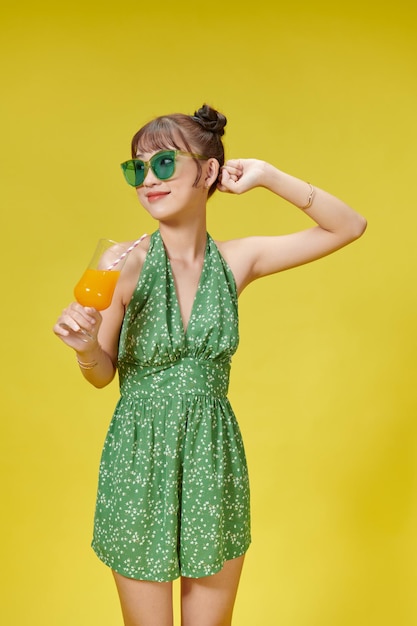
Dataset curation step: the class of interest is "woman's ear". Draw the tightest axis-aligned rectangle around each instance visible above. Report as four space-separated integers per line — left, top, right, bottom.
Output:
204 158 220 188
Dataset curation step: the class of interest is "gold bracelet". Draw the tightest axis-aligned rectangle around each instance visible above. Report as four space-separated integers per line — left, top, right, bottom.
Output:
300 182 315 210
76 357 98 370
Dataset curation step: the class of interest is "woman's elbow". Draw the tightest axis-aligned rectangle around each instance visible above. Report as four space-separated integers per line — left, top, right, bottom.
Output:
347 213 368 242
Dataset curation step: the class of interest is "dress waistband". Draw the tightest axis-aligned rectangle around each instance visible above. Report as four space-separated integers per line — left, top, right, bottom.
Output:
118 356 231 398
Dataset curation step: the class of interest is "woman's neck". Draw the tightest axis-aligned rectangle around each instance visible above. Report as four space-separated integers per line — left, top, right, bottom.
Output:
158 219 207 263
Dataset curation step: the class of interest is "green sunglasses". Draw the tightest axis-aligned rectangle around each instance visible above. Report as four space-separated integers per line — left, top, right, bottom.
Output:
120 149 208 188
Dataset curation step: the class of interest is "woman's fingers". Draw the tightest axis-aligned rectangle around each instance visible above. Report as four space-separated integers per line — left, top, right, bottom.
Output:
217 159 249 193
223 159 243 172
218 158 264 194
217 167 241 192
53 303 101 342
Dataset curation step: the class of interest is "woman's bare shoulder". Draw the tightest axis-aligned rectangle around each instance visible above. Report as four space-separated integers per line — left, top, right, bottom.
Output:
120 233 151 255
118 234 152 306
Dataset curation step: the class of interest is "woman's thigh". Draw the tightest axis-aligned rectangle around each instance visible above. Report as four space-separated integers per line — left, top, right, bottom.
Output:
112 571 174 626
180 555 245 626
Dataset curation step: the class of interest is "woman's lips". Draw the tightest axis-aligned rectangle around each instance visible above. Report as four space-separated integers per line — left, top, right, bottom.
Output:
146 191 170 202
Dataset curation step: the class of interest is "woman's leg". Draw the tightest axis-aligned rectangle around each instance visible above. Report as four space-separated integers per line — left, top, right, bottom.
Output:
112 571 174 626
180 555 245 626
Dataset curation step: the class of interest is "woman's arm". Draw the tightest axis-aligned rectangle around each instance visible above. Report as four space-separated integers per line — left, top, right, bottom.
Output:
217 159 367 291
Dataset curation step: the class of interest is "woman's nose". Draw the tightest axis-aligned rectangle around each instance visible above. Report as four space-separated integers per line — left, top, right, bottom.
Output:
143 166 159 186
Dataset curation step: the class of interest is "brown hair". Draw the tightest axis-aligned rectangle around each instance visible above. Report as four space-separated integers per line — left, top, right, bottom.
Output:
130 104 227 197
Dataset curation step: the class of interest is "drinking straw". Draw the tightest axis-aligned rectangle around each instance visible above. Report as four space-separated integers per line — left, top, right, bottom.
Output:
106 233 148 270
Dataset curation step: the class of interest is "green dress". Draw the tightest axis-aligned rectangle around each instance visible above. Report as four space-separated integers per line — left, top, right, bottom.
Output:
92 230 251 582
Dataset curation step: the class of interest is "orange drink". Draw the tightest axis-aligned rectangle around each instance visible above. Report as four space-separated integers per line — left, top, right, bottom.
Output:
74 268 121 310
73 236 147 313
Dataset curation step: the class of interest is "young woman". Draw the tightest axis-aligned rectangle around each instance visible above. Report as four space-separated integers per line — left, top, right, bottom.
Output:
54 104 366 626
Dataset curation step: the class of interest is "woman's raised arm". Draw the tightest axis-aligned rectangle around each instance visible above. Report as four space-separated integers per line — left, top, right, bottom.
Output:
217 159 367 289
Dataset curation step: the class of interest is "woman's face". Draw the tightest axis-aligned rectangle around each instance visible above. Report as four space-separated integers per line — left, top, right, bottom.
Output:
134 145 213 223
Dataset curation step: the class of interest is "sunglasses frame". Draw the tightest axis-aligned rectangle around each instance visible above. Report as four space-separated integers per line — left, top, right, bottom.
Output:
120 149 209 188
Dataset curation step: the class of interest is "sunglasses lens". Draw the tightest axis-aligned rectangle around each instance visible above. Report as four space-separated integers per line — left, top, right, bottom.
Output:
121 150 177 187
152 151 176 180
121 160 145 187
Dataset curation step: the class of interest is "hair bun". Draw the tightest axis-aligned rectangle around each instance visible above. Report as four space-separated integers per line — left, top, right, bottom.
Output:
192 104 227 136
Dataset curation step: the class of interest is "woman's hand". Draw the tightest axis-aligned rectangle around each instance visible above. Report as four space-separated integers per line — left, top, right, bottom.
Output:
217 159 267 194
53 302 102 351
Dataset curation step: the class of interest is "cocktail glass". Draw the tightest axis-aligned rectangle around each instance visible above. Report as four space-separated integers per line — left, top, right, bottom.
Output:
74 238 127 310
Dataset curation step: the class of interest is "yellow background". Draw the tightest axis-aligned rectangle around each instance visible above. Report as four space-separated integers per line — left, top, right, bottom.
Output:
2 1 416 624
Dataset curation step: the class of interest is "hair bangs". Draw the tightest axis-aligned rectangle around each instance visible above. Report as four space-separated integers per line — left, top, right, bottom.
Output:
131 117 192 158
